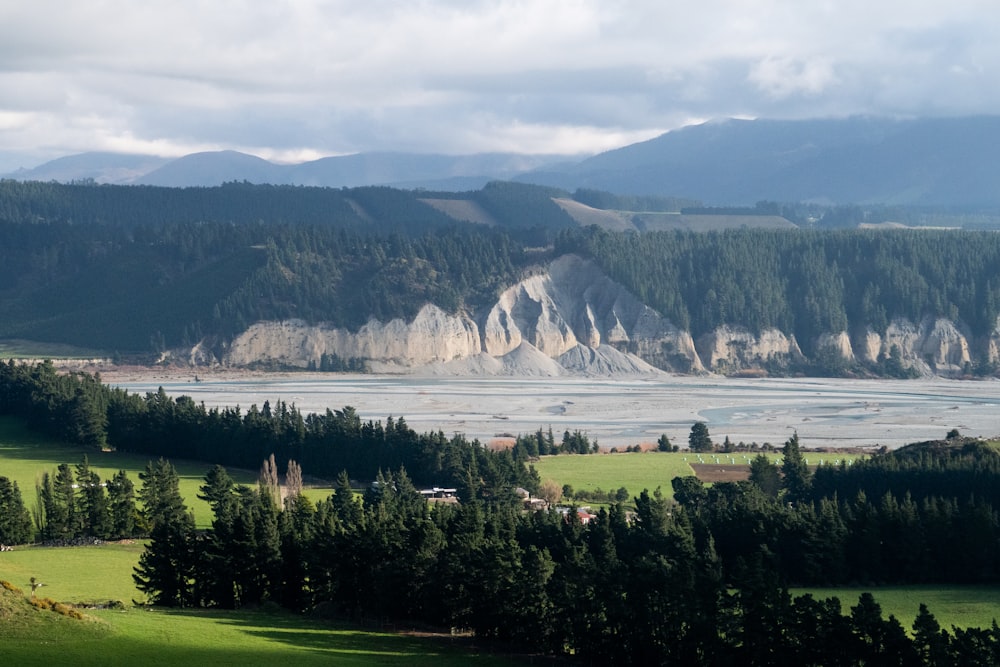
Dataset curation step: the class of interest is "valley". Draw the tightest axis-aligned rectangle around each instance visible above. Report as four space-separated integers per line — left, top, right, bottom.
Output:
106 373 1000 451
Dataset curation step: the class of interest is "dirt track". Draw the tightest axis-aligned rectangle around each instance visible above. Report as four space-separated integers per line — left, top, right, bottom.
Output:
690 463 751 483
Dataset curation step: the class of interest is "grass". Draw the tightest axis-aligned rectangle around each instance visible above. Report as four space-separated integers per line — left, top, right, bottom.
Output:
0 339 107 359
532 452 695 498
0 417 331 528
0 542 531 666
797 586 1000 632
532 450 865 500
0 541 146 604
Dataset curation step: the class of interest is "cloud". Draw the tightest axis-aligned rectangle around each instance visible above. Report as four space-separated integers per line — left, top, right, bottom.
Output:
1 0 999 170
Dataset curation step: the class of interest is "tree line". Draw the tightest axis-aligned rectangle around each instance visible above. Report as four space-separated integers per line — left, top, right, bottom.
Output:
0 360 538 494
558 226 1000 363
7 361 1000 661
132 444 1000 664
6 180 1000 377
675 432 1000 588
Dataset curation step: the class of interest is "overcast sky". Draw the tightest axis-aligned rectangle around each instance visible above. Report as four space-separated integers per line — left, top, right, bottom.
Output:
1 1 998 171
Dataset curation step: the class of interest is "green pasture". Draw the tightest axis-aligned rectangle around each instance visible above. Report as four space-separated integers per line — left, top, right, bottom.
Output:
0 416 340 528
5 605 532 666
798 586 1000 632
0 339 107 359
532 452 694 497
0 542 528 666
532 450 864 500
0 541 145 604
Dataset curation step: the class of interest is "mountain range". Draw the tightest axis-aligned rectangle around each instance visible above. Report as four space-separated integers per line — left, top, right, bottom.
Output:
6 116 1000 206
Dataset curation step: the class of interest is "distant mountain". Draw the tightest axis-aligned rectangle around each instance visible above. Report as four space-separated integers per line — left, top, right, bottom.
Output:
4 152 170 184
11 116 1000 206
135 150 286 187
4 150 570 190
518 116 1000 207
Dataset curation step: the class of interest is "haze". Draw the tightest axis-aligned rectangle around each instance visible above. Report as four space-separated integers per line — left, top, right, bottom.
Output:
3 1 999 172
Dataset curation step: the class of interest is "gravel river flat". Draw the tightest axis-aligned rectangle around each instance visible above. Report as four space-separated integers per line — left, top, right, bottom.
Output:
106 374 1000 451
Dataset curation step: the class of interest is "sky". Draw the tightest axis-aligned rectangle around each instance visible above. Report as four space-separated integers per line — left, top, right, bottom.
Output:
1 1 998 172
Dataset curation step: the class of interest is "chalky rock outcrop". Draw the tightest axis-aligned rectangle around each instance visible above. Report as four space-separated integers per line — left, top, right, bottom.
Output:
482 255 702 372
695 326 804 374
852 318 973 376
225 255 693 375
226 304 480 368
219 255 1000 377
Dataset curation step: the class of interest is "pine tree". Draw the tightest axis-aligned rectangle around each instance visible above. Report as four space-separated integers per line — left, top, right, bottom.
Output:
75 455 110 538
133 459 196 606
781 432 811 503
106 470 138 538
0 476 34 544
688 422 713 452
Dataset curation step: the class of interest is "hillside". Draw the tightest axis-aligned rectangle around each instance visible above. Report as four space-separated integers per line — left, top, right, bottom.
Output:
5 150 567 190
520 116 1000 207
2 181 1000 377
11 116 1000 210
0 580 103 641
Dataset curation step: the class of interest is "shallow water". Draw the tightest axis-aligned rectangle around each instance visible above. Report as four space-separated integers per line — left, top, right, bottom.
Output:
110 375 1000 450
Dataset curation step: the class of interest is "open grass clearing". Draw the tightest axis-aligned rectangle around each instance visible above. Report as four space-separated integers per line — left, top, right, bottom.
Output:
5 606 534 667
0 542 533 666
532 451 865 500
0 541 145 604
798 586 1000 631
0 339 107 359
0 417 339 528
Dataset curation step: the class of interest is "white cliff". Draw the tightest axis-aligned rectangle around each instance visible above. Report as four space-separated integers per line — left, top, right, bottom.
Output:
695 326 804 374
217 255 998 377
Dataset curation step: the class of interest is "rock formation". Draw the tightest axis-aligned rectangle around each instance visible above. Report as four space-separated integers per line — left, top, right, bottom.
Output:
216 255 1000 377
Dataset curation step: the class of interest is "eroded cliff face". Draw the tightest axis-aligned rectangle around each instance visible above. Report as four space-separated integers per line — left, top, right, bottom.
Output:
223 255 697 375
226 304 481 368
695 326 804 374
217 255 1000 377
483 255 702 372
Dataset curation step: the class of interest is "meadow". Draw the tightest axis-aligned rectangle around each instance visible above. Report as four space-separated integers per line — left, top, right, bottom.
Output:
2 412 995 662
0 542 531 666
0 417 336 528
531 450 864 499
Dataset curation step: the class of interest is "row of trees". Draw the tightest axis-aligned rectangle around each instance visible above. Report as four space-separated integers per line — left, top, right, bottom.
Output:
558 226 1000 359
671 433 1000 587
35 458 139 541
0 361 538 492
133 448 1000 664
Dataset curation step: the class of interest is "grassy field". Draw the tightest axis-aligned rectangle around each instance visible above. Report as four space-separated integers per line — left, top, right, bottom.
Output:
0 417 338 527
0 339 107 359
797 586 1000 631
532 450 864 499
0 533 531 666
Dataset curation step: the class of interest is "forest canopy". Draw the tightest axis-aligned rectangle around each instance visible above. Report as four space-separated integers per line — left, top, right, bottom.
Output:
2 180 1000 366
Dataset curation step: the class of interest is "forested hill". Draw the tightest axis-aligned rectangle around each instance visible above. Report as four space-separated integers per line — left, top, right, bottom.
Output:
3 180 1000 377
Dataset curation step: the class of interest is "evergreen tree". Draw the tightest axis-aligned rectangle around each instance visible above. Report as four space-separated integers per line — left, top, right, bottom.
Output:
688 422 714 452
106 470 138 538
75 455 110 538
748 454 782 499
0 476 34 544
133 459 196 606
781 432 811 503
138 458 188 533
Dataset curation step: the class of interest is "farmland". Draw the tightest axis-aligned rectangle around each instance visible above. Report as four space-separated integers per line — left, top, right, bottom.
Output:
0 417 337 528
0 419 533 666
531 450 864 499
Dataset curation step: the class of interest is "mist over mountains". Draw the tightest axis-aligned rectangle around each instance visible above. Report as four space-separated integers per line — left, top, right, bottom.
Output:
5 149 569 193
7 116 1000 207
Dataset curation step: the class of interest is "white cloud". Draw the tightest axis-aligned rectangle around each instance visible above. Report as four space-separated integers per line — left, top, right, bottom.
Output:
1 0 1000 170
